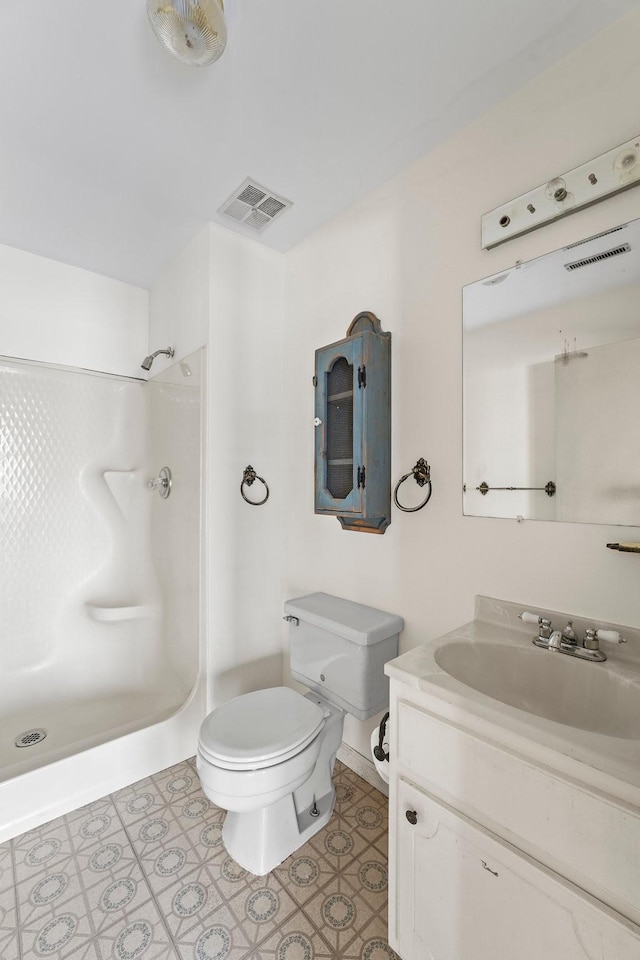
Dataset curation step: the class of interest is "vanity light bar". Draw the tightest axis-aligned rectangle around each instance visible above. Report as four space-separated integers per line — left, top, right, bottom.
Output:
481 135 640 249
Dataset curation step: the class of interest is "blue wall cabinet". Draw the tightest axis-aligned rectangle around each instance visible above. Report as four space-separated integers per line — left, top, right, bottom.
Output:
314 311 391 533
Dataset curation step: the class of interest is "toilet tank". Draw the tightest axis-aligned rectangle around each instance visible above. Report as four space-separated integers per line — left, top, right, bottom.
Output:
284 592 403 720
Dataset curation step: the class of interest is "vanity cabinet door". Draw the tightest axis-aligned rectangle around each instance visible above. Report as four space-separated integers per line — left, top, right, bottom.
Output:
395 777 640 960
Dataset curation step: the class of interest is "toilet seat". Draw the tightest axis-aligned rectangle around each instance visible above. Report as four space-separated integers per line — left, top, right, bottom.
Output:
198 686 326 771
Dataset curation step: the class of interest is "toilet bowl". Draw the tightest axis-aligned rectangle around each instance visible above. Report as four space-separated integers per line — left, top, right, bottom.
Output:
196 593 403 875
197 686 345 875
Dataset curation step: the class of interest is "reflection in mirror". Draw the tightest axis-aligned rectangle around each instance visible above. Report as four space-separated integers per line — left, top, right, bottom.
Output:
463 218 640 525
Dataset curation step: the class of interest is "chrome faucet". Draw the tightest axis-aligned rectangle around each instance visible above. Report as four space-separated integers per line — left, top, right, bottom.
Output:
519 611 627 662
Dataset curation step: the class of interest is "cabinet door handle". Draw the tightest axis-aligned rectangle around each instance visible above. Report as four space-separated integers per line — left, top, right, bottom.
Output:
481 860 499 877
405 810 418 825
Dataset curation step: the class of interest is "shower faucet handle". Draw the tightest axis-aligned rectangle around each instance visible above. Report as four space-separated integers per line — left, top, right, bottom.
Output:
149 466 172 499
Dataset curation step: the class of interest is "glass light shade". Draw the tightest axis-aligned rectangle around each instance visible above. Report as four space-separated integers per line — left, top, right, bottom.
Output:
147 0 227 67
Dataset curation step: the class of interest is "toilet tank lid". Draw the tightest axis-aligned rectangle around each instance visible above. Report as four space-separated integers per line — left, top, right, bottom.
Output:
284 593 404 646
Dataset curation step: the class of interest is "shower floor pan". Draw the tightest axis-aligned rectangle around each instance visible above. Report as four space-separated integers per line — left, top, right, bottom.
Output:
0 685 189 783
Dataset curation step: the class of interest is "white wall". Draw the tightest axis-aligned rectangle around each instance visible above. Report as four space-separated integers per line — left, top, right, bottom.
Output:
207 226 286 703
146 226 212 373
148 223 286 709
0 243 147 377
282 9 640 760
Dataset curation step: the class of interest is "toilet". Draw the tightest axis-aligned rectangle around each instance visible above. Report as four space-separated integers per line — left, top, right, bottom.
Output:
196 592 403 875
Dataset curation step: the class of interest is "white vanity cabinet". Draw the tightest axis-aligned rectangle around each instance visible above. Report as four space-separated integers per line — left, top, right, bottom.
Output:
388 681 640 960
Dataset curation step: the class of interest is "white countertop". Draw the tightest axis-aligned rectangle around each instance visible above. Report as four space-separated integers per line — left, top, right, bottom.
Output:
385 596 640 808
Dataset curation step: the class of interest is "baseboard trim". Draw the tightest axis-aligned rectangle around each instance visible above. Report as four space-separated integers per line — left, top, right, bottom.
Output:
336 743 388 798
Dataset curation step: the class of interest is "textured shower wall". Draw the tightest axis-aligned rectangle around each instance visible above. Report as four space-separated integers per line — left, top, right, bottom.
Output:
0 359 160 696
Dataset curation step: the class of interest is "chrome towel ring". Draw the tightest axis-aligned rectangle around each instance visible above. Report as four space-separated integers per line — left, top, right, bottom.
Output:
241 465 269 505
393 458 432 513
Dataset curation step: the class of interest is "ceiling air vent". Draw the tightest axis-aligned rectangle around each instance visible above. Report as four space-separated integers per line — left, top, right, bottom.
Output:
564 243 631 272
219 178 292 233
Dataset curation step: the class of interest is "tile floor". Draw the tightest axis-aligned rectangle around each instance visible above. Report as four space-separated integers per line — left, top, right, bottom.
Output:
1 759 398 960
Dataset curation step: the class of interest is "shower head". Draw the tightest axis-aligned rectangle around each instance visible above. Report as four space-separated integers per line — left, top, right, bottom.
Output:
141 347 175 371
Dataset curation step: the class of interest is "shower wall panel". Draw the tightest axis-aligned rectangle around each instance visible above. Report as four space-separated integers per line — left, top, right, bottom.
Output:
148 348 204 694
0 353 205 837
0 357 163 717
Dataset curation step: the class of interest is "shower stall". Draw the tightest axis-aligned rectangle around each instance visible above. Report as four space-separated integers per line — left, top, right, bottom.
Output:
0 348 205 842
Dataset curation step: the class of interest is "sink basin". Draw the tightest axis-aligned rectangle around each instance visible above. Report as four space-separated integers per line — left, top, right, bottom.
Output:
434 640 640 739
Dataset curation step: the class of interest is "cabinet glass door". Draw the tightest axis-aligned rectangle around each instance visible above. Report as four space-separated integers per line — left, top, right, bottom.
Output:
315 339 363 514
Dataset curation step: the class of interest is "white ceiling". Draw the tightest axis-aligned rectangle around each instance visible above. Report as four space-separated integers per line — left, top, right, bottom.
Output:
0 0 637 288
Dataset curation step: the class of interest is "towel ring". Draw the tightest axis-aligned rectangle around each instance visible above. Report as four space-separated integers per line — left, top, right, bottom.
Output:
241 465 269 505
394 458 432 513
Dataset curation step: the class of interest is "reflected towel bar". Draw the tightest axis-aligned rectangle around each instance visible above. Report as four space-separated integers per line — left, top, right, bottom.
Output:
475 481 556 497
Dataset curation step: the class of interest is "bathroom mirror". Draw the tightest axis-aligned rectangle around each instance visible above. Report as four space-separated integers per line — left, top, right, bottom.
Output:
463 217 640 525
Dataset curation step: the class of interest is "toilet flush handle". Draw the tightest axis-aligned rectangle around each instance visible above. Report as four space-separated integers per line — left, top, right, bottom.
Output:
283 615 299 625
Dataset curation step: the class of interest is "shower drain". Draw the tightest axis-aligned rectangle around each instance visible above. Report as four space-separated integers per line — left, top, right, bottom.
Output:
15 728 47 748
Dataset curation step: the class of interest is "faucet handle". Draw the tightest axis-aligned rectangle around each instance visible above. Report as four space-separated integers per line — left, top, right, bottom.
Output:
519 611 541 625
583 628 627 652
595 629 627 645
520 612 552 629
520 611 552 640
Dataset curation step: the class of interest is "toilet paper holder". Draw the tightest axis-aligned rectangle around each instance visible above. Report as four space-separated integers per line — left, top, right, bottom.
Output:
373 712 390 762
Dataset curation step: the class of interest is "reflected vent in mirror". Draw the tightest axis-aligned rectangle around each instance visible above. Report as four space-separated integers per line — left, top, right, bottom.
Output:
219 178 292 233
565 225 626 250
564 243 631 272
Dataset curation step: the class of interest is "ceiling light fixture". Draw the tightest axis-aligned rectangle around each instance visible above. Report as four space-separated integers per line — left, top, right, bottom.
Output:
147 0 227 67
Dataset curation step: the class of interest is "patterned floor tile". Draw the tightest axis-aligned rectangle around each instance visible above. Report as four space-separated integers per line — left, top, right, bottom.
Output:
244 910 336 960
16 804 154 957
151 761 202 805
185 849 254 904
304 813 371 873
166 790 219 835
135 828 215 899
301 868 387 957
64 796 121 844
171 901 253 960
333 776 369 815
9 753 395 960
223 869 298 951
45 941 102 960
112 777 168 830
20 901 96 960
152 863 226 941
13 820 77 884
89 900 180 960
0 882 20 960
332 915 400 960
0 841 15 886
274 845 346 908
346 846 389 911
334 788 388 847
